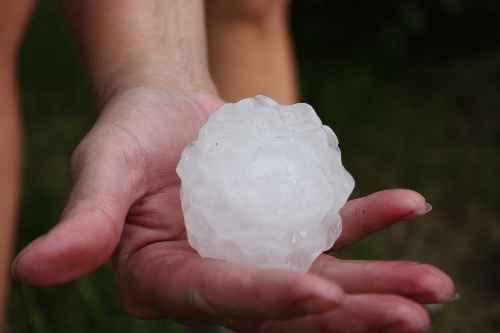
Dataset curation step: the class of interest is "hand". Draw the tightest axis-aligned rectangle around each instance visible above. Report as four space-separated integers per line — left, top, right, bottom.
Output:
12 85 455 332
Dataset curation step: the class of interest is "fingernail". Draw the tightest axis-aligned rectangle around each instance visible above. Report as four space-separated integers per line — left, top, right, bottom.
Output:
10 236 43 280
448 292 460 301
437 292 460 302
10 260 18 280
424 203 432 213
415 203 432 216
10 251 23 280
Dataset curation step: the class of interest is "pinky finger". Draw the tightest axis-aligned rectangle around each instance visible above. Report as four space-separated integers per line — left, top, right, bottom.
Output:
254 294 431 333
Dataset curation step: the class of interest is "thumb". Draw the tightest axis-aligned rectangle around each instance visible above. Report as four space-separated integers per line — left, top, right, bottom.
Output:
12 144 136 286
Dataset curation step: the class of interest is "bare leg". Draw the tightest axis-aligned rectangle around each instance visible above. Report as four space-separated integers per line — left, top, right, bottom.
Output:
205 0 298 104
0 0 35 329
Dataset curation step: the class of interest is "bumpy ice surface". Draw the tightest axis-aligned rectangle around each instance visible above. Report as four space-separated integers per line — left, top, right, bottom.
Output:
176 95 355 272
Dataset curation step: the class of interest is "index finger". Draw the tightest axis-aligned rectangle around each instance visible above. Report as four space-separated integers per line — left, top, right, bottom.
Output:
333 189 431 251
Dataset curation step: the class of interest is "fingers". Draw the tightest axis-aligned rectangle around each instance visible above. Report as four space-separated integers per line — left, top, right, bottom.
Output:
255 294 431 333
334 189 431 251
11 135 137 286
310 255 457 305
113 244 344 324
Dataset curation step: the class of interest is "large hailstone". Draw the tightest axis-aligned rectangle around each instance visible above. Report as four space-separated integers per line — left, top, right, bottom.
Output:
176 95 354 272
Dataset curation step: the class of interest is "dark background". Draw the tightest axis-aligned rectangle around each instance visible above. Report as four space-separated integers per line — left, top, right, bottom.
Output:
7 0 500 332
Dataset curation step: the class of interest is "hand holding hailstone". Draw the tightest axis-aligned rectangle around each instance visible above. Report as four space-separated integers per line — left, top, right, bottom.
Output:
177 95 354 272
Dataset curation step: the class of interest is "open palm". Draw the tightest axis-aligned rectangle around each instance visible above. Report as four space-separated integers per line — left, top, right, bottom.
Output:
12 86 455 332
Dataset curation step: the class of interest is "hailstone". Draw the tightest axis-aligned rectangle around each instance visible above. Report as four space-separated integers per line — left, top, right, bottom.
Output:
176 95 354 272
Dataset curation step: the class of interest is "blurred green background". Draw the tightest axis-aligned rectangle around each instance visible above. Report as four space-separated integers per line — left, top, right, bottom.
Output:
7 0 500 332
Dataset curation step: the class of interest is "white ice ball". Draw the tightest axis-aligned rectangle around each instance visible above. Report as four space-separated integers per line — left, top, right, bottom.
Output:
176 95 354 272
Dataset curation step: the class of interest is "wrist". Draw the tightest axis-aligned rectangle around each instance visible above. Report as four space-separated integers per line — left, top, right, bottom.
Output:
92 59 217 113
59 0 217 111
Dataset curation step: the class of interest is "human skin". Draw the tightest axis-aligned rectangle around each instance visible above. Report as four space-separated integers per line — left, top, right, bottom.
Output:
206 0 298 104
11 1 456 332
0 0 35 329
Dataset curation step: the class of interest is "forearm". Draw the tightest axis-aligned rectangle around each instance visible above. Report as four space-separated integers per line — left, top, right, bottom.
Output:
0 68 23 331
0 0 34 328
206 0 298 104
58 0 216 110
